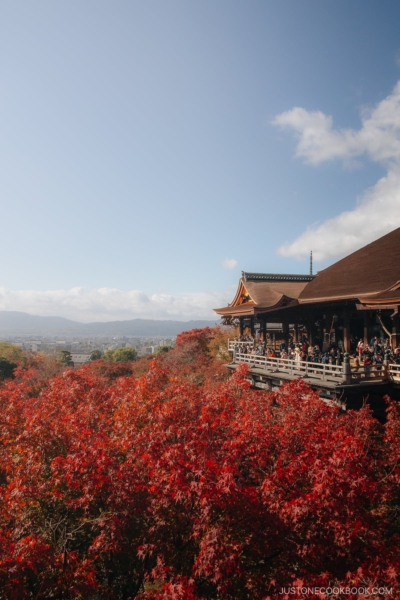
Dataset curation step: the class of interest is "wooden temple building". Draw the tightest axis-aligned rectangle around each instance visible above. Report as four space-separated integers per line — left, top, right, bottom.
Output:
215 227 400 352
214 228 400 400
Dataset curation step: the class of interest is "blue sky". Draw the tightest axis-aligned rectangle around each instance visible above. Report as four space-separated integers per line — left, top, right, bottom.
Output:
1 1 400 321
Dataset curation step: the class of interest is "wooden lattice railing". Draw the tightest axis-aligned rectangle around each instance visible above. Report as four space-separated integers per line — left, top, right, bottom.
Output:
227 340 400 385
230 351 344 383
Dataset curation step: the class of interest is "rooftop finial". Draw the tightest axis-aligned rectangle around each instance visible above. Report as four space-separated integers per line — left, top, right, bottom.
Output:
310 250 313 276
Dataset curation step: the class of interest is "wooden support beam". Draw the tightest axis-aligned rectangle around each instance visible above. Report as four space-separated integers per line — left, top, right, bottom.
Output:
392 308 400 349
261 319 267 342
343 309 350 353
282 321 289 350
363 312 369 346
322 312 330 352
307 320 314 346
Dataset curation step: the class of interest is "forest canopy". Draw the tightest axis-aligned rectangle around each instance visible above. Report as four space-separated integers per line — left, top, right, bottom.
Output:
0 328 398 599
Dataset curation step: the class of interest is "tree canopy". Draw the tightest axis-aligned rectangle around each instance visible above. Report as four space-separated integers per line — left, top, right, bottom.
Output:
0 328 398 598
0 341 23 363
104 347 138 362
58 350 74 366
0 357 17 381
155 345 172 355
90 349 102 360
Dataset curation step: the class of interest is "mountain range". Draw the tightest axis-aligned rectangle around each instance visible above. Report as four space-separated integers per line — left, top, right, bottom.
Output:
0 311 219 337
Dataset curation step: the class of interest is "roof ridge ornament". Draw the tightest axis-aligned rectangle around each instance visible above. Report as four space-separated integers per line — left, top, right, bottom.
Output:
242 272 315 282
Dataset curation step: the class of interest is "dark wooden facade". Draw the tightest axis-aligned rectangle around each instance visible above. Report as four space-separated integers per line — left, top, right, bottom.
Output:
214 228 400 351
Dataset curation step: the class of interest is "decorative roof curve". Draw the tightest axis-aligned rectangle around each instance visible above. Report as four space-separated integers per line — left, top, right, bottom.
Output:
214 227 400 319
214 274 310 318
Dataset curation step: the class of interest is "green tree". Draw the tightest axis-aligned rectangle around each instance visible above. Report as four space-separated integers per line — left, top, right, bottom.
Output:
90 350 102 361
155 345 173 355
0 356 17 380
112 347 137 362
104 347 137 362
103 349 115 362
59 350 74 367
0 341 23 362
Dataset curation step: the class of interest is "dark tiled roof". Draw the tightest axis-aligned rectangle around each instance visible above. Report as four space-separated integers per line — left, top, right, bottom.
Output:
299 227 400 303
243 272 315 282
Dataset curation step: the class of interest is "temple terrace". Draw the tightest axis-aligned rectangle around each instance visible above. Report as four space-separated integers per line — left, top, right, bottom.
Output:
214 228 400 400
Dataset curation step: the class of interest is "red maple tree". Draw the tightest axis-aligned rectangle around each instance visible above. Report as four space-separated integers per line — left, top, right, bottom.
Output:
0 334 398 599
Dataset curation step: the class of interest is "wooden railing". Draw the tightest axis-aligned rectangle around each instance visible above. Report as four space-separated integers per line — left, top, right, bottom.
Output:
349 366 387 381
227 340 400 386
389 363 400 383
228 340 254 349
231 352 345 383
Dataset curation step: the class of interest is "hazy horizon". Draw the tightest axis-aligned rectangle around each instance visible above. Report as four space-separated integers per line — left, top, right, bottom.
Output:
0 308 220 325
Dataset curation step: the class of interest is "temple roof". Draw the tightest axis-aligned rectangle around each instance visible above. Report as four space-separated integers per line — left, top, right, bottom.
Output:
214 274 311 317
214 228 400 319
244 280 310 305
299 227 400 304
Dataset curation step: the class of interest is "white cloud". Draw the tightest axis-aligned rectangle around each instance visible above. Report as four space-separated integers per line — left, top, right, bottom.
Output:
273 81 400 261
0 286 231 322
222 258 238 269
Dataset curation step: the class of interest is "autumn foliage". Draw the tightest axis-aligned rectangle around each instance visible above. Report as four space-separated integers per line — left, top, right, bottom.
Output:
0 329 399 598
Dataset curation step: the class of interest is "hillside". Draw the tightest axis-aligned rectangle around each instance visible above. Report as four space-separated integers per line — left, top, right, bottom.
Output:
0 311 219 337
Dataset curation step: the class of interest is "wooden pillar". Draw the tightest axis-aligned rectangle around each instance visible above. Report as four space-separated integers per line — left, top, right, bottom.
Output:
282 321 289 350
261 319 267 342
307 320 314 346
322 312 329 352
250 317 255 337
392 308 400 349
293 324 298 344
343 309 350 353
239 317 244 336
363 312 369 347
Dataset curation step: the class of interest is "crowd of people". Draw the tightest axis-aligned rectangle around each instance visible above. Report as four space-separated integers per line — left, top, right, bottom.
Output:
354 336 400 368
232 334 400 368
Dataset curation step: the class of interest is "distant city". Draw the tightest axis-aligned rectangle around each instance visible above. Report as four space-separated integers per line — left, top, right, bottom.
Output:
0 310 220 363
10 334 176 364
